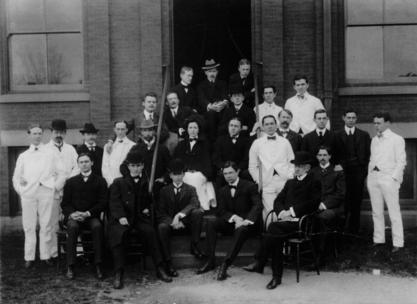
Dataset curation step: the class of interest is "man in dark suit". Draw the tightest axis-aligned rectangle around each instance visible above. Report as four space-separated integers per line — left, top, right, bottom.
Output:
197 59 228 141
301 109 340 167
61 153 107 280
197 161 262 280
244 151 321 289
335 109 370 234
311 146 345 262
156 159 205 275
213 117 251 185
228 58 255 108
217 86 255 137
171 66 198 111
108 151 172 289
76 123 103 176
277 109 302 153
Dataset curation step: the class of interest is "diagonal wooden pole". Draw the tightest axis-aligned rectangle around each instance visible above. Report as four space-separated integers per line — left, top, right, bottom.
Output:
253 61 264 193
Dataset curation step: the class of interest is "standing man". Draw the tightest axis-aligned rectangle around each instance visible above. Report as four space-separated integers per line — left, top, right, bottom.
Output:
367 112 406 253
197 59 228 141
45 119 79 260
277 109 302 153
13 124 65 268
249 115 294 220
61 153 107 280
77 123 103 177
102 120 135 186
254 85 283 124
335 109 371 234
171 66 198 111
285 75 327 135
229 58 255 108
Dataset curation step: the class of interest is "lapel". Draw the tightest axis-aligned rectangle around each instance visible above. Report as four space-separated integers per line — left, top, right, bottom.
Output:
341 130 348 146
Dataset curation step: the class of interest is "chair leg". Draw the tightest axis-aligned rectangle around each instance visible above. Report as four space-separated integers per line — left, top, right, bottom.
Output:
296 243 300 283
57 236 61 272
309 240 320 276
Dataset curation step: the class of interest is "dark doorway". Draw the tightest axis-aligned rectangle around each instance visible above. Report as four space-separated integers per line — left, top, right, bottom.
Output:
173 0 252 85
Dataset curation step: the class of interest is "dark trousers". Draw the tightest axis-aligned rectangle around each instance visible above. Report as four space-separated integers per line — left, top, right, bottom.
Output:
205 217 258 265
257 221 299 278
112 221 163 271
205 110 223 142
344 165 367 233
66 218 103 266
157 208 204 262
315 209 339 254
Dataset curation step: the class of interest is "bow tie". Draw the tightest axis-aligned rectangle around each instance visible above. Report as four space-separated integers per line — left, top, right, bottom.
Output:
55 144 63 151
189 138 197 142
229 185 237 189
267 136 276 140
182 85 189 89
34 147 39 151
231 135 238 140
87 146 95 151
280 130 288 134
118 139 123 143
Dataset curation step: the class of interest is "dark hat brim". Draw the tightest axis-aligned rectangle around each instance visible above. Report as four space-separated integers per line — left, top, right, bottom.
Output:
202 63 220 70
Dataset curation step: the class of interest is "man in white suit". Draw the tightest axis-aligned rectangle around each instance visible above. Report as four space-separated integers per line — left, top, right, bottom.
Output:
367 112 406 253
249 115 295 220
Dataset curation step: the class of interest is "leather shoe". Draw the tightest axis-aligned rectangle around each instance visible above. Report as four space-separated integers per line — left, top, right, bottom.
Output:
113 270 123 289
25 261 34 269
156 266 172 283
66 266 75 280
95 265 103 280
392 246 403 253
196 261 215 274
165 262 178 277
216 263 229 281
190 243 206 260
266 277 282 290
242 261 263 274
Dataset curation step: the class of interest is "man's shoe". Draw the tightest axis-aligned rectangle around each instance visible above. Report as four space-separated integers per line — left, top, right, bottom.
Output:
266 277 282 290
95 265 103 280
156 266 172 283
113 271 123 289
165 262 178 277
24 261 34 269
392 246 403 253
66 266 75 280
242 261 263 274
196 260 215 274
44 259 54 266
190 243 206 260
216 263 229 281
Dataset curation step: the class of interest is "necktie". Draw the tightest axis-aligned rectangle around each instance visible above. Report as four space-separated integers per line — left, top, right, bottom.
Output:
150 114 154 120
172 109 177 117
56 145 62 152
348 130 353 136
319 131 323 138
174 186 181 195
34 147 39 151
267 136 276 140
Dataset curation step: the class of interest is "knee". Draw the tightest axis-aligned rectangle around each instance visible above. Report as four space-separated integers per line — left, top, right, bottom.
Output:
90 220 103 232
190 208 204 218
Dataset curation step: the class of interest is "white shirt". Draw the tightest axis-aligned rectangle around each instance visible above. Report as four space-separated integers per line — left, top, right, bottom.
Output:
254 102 283 123
369 129 406 183
249 133 294 187
12 144 66 198
45 140 79 180
144 110 154 120
285 92 327 134
319 163 330 170
189 137 198 150
316 128 327 137
345 126 356 135
102 136 135 186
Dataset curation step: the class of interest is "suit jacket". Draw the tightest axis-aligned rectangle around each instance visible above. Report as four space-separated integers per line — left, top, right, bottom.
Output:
217 179 262 223
273 173 321 218
229 73 255 108
61 173 107 220
311 165 345 214
218 104 256 137
164 105 194 134
277 129 302 153
197 79 228 113
171 83 198 110
173 137 213 179
108 175 151 247
212 134 250 171
335 128 371 168
156 183 200 225
76 144 103 177
301 129 340 165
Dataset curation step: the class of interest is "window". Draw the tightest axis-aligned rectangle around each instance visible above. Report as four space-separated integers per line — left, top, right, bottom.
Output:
6 0 83 91
345 0 417 83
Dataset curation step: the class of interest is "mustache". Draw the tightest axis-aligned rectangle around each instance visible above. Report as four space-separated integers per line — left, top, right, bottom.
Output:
280 121 289 127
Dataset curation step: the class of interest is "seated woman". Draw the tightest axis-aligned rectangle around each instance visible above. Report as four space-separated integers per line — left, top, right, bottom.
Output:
173 117 216 211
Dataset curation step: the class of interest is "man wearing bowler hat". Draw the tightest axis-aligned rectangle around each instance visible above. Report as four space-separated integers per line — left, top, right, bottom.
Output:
45 119 79 260
77 123 103 177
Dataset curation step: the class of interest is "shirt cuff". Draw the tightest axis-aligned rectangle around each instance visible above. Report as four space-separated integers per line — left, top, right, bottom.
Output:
289 207 296 218
319 203 327 210
229 215 237 223
178 212 186 219
277 211 286 219
245 220 254 225
86 211 91 217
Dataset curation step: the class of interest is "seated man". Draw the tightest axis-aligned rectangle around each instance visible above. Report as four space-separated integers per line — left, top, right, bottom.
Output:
61 153 107 280
311 146 345 262
156 159 205 275
108 151 172 289
244 151 321 289
197 161 262 280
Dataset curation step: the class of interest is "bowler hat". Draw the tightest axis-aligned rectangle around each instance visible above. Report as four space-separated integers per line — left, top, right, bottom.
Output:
51 119 67 131
125 151 144 164
291 151 313 165
229 85 244 96
139 119 157 130
202 59 220 70
80 123 99 134
168 158 185 174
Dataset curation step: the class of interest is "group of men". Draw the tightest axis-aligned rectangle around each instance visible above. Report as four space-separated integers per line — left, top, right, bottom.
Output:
13 58 406 290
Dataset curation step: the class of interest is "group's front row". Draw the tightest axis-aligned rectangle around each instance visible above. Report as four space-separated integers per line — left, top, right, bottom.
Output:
59 146 342 290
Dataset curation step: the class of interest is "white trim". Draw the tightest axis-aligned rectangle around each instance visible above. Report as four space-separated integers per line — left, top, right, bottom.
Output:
0 92 89 103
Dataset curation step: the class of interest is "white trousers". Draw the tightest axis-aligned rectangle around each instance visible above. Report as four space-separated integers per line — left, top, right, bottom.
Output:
21 185 54 261
367 172 404 247
183 171 216 211
262 175 287 224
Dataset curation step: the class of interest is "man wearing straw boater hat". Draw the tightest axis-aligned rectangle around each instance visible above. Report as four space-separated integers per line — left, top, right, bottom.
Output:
77 123 103 177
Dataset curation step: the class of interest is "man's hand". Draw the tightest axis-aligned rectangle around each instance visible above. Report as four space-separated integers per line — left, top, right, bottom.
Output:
155 177 165 184
105 140 114 154
70 211 83 221
142 208 150 216
20 177 28 187
171 213 185 230
334 165 343 172
178 128 185 136
318 202 326 211
278 210 292 220
242 125 249 131
235 219 253 229
119 217 129 226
